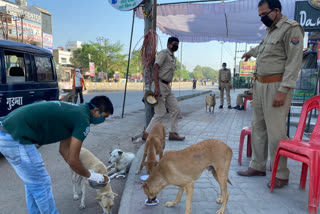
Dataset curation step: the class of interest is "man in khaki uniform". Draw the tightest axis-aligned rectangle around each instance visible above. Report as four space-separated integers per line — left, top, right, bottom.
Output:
143 37 185 141
218 62 232 109
237 0 304 189
233 88 253 110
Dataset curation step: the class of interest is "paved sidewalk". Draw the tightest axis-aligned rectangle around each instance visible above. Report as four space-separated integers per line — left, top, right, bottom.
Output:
119 90 311 214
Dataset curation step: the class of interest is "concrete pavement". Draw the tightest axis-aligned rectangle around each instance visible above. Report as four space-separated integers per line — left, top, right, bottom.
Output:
119 90 311 214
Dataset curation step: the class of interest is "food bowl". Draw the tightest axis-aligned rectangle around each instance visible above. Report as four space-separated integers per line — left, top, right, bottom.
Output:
115 174 126 179
140 175 149 181
144 198 159 206
144 91 158 106
89 175 110 189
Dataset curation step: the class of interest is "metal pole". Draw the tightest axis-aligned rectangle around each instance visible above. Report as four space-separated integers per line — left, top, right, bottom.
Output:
121 9 136 118
15 19 18 41
234 42 237 90
179 42 182 96
21 15 24 43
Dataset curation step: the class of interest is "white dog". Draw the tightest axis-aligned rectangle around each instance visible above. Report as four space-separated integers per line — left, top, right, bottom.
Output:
107 149 135 179
71 148 117 214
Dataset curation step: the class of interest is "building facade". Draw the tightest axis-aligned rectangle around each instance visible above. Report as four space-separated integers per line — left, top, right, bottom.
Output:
0 0 52 50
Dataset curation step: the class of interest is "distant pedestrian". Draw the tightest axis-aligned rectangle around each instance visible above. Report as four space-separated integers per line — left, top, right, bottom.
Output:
233 88 253 110
218 62 232 109
0 96 114 213
192 79 197 89
72 68 86 104
142 37 185 141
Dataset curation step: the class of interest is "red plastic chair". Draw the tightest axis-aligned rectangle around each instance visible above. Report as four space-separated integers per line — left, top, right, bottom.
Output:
244 96 253 111
270 95 320 214
238 126 252 165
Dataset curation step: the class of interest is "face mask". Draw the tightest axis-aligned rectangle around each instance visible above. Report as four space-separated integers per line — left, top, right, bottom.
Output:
171 44 179 52
261 10 275 27
223 66 226 70
89 103 106 125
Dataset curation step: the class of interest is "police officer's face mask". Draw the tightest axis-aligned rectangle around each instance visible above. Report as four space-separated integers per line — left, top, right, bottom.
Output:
261 10 275 27
171 44 179 52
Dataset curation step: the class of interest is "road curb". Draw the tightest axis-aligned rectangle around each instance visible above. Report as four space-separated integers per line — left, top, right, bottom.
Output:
177 90 212 101
118 90 212 214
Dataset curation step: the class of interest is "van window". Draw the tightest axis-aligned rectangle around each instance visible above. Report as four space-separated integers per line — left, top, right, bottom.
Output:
4 51 26 83
35 56 54 81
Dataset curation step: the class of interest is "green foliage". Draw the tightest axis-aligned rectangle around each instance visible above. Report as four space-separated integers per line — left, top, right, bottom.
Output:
190 65 219 81
129 50 143 75
70 39 127 78
174 59 191 81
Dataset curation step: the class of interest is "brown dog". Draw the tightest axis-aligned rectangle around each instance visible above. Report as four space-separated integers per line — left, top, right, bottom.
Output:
205 94 216 113
137 123 166 174
142 139 232 214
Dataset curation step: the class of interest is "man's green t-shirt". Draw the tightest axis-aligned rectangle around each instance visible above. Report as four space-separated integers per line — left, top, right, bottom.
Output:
1 101 91 145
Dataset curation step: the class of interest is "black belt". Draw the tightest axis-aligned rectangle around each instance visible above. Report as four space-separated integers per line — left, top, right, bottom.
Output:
160 79 170 85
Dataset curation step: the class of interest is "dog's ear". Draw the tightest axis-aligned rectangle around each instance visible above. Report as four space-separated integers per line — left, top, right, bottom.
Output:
118 151 123 156
96 195 102 201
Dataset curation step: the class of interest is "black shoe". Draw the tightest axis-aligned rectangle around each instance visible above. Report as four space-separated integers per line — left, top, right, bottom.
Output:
228 105 232 109
238 106 244 111
233 105 240 110
219 105 223 109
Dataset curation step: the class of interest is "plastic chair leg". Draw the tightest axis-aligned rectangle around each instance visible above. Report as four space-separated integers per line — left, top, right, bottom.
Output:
270 150 281 193
247 134 252 157
308 163 320 214
299 163 308 190
238 130 246 165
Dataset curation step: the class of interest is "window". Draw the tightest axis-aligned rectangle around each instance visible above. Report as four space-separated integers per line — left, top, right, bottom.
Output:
35 56 54 81
61 58 67 63
4 51 26 83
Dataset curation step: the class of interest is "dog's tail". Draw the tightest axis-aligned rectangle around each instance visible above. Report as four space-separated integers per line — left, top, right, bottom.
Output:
227 178 232 185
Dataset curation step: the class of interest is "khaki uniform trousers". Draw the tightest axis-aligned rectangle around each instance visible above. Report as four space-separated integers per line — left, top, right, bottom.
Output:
220 83 231 106
236 93 252 106
146 81 180 133
249 81 291 179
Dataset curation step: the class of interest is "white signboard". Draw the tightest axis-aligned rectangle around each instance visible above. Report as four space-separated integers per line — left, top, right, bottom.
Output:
43 33 53 51
108 0 143 11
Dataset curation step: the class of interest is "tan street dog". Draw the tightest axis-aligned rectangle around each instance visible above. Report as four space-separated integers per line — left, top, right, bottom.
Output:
142 139 232 214
206 94 216 113
137 123 166 174
71 148 117 214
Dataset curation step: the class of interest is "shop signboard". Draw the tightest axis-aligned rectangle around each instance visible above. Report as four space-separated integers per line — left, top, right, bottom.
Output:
239 61 255 77
108 0 143 11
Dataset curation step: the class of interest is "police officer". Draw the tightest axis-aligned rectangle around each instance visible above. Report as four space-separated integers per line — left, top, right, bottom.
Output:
233 88 253 111
142 37 185 141
218 62 232 109
237 0 304 189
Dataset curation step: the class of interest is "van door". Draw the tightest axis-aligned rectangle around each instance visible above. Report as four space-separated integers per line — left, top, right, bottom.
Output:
0 50 36 117
33 55 59 102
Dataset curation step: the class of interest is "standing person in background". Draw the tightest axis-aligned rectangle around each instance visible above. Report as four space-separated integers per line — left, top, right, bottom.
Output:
73 68 86 104
142 37 185 141
218 62 232 109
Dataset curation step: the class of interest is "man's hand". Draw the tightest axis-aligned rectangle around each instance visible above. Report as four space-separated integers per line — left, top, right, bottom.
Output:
241 53 251 62
154 86 160 98
273 91 287 107
88 170 105 183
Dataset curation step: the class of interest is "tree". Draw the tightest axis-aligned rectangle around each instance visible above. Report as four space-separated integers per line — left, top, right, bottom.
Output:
190 65 219 81
174 60 191 81
70 39 127 78
129 50 143 75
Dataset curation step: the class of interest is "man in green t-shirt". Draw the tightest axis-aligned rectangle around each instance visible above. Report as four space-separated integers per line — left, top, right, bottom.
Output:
0 96 113 214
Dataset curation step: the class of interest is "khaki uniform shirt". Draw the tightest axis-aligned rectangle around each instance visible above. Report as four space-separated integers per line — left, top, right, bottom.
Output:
155 49 176 83
247 15 304 93
218 68 231 86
